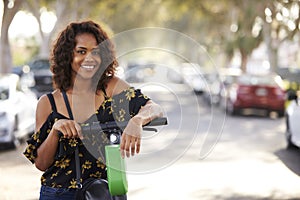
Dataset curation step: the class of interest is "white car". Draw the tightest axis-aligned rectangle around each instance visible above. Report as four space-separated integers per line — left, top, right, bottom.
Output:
181 63 206 94
0 73 37 149
285 91 300 149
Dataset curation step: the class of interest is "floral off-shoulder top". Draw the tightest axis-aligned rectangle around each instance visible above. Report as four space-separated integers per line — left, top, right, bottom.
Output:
23 87 149 188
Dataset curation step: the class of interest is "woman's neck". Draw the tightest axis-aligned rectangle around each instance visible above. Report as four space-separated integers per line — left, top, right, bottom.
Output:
69 78 95 95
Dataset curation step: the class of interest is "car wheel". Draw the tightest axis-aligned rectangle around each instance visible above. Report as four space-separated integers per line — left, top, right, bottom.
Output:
7 135 20 149
8 117 20 149
278 110 285 118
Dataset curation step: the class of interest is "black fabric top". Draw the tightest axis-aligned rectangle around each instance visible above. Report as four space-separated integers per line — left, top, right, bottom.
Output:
23 87 149 188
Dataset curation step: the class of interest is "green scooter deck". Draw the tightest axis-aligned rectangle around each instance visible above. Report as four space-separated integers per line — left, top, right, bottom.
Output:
105 145 128 196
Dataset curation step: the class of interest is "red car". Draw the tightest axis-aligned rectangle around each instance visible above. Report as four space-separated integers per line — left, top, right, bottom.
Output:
220 73 286 117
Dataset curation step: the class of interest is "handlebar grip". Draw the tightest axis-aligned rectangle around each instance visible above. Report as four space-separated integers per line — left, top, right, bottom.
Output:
144 117 168 127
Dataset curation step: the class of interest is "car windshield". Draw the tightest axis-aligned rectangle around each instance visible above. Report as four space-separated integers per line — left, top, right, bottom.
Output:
30 60 50 70
238 75 283 87
0 86 9 100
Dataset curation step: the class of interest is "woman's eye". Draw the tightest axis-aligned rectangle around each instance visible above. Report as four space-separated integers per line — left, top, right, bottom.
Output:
76 50 86 55
92 50 100 56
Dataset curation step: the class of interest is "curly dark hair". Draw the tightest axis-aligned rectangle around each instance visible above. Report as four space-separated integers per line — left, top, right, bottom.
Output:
50 20 118 92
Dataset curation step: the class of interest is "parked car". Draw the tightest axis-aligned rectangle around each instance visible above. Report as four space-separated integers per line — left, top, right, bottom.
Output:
25 58 53 98
0 73 37 149
181 62 206 94
220 73 286 117
124 62 156 83
203 68 242 105
285 90 300 149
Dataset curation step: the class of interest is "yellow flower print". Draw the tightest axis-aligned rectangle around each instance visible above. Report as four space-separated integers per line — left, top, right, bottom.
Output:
51 182 62 188
32 131 40 141
54 158 71 169
54 118 59 122
82 160 92 174
50 172 58 179
125 88 135 100
102 98 112 110
68 138 78 147
24 144 37 162
69 179 77 189
140 94 148 99
109 104 114 115
96 159 106 169
41 176 46 184
116 109 126 122
65 170 72 176
90 171 102 178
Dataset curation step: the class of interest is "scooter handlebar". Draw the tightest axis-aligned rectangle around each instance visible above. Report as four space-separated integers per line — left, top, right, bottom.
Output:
81 117 168 134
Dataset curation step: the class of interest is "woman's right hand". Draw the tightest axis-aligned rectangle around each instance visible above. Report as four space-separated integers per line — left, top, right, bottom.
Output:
52 119 83 139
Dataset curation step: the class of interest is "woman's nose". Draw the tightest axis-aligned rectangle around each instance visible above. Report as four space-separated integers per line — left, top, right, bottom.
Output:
84 53 94 61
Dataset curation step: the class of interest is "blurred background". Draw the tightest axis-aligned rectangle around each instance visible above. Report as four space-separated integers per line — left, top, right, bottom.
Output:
1 0 300 90
1 0 300 200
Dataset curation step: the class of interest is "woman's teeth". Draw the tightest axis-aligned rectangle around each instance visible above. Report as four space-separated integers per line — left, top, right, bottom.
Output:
81 65 94 69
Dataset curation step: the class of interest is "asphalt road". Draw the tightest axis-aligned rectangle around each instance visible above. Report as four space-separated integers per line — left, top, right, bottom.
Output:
0 86 300 200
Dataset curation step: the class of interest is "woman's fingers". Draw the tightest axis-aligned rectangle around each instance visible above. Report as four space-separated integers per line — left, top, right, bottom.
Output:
120 134 140 158
136 138 141 154
75 123 83 139
54 119 82 139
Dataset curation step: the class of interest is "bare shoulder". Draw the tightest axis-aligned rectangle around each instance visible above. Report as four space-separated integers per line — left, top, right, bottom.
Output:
37 94 51 112
106 76 130 97
35 90 60 131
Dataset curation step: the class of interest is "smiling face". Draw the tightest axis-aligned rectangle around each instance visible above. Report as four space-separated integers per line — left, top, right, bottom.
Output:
71 33 101 81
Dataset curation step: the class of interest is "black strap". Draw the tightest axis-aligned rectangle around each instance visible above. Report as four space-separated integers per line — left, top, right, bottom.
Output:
61 91 82 189
46 93 57 113
62 91 74 120
101 85 108 97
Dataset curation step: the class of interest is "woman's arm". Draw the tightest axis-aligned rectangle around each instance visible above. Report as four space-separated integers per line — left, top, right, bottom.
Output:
34 94 82 171
33 95 59 171
120 100 163 158
106 76 164 158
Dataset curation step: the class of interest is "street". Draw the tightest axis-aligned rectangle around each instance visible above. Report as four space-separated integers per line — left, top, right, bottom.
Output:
0 85 300 200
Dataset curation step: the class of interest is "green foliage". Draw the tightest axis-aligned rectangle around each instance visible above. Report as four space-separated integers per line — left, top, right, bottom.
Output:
3 0 300 72
11 36 39 66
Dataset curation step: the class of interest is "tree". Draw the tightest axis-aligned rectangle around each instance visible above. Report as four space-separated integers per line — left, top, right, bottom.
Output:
24 0 102 59
227 0 264 72
0 0 23 73
263 0 300 72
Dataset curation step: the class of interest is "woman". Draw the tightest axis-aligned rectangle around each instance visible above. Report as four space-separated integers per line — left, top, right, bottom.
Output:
23 20 163 199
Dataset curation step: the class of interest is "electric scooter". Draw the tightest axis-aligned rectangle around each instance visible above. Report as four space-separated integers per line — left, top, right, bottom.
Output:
81 117 168 196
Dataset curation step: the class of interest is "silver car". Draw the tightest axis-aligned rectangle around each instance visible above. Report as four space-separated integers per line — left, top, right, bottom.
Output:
0 73 37 149
285 91 300 149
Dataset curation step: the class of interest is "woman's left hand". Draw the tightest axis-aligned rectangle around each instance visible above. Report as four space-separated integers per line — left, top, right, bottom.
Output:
120 117 143 158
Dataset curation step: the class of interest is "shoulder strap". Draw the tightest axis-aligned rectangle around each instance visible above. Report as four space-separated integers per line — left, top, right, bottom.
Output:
61 91 74 120
46 93 57 112
61 91 82 189
101 85 108 98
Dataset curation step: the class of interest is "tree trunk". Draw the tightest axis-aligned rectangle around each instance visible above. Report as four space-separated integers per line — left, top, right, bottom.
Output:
263 21 278 73
39 33 51 58
240 50 248 73
0 0 23 73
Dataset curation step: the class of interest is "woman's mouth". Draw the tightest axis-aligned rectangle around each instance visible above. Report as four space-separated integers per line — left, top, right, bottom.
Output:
81 65 95 70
